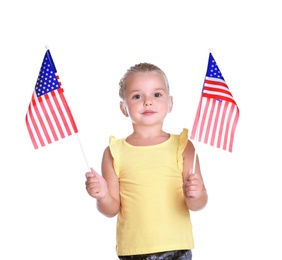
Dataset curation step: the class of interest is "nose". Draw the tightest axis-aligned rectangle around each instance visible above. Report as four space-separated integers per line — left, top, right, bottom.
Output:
144 98 153 107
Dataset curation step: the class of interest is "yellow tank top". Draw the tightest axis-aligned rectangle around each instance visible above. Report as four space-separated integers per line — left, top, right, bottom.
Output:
109 128 194 256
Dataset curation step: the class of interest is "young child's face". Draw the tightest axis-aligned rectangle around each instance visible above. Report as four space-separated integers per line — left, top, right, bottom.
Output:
121 71 173 126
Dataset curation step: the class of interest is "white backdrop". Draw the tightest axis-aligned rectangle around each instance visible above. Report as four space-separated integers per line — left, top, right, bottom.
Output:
1 1 281 259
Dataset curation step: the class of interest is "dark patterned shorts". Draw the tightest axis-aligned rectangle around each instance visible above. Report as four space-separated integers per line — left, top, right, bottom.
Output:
118 250 192 260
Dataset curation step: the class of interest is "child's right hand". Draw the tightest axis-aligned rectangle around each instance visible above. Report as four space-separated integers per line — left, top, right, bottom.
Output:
85 168 108 200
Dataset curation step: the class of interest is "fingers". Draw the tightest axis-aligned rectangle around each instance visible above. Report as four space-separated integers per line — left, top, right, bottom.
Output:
85 167 97 178
91 167 97 175
183 169 203 198
85 168 100 186
85 168 97 188
184 168 196 182
85 167 106 199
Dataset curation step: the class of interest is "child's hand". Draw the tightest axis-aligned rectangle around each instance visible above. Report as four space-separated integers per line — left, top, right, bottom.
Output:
85 168 108 200
183 168 205 200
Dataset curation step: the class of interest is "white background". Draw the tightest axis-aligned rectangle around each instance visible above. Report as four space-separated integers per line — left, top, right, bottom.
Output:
1 1 281 259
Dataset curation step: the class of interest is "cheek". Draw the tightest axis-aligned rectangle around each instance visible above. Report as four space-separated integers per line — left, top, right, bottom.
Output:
127 101 141 111
160 100 171 111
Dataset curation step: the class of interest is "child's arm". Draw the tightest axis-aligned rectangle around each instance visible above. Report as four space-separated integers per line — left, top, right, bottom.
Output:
182 140 208 211
85 147 120 217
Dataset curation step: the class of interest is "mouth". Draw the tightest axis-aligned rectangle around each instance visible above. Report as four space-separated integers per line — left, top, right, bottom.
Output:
142 110 156 115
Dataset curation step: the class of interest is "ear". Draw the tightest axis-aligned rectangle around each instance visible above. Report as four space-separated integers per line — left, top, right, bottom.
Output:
168 96 173 113
120 101 129 117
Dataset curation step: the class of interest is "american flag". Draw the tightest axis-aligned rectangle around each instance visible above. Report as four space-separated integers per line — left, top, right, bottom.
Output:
25 49 78 149
190 53 239 152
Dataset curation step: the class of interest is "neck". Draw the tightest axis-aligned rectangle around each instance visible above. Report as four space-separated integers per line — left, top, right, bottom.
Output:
126 125 169 146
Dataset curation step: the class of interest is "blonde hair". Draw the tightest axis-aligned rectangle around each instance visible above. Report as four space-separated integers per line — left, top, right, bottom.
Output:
119 62 170 100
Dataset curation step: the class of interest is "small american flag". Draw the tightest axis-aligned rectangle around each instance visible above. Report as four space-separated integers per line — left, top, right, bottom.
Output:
190 52 239 152
25 49 78 149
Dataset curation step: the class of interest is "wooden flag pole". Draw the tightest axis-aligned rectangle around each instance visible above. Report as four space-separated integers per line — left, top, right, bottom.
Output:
192 114 200 173
76 133 90 171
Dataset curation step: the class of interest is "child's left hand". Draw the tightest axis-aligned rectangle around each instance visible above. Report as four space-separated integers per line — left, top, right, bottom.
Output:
183 168 205 200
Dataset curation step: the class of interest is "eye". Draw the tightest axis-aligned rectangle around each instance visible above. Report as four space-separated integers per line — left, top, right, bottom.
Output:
154 92 162 97
132 94 141 99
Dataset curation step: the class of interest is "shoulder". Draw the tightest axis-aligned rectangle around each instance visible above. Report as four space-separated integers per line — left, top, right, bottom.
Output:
102 146 113 161
183 139 196 160
185 139 195 152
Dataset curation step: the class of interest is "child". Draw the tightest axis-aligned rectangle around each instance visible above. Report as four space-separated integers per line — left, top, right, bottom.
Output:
85 63 208 259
